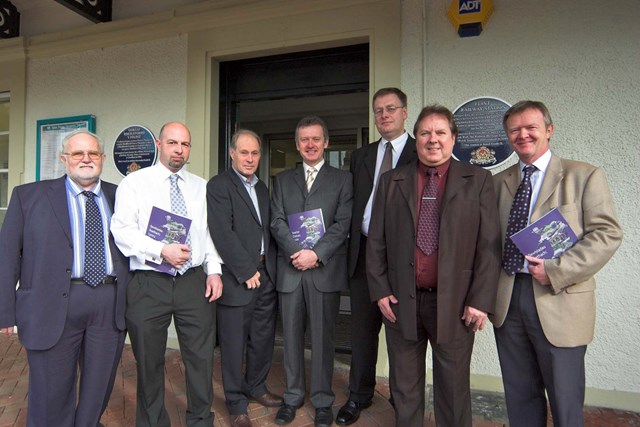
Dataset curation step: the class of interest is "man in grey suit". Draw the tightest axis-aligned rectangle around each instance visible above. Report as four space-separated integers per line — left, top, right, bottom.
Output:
492 100 623 426
0 130 131 426
338 87 417 426
207 129 282 427
270 116 353 427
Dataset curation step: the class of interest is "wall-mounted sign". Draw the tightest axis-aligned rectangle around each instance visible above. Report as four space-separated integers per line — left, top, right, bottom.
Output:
452 97 512 169
36 114 96 181
448 0 494 37
113 125 157 177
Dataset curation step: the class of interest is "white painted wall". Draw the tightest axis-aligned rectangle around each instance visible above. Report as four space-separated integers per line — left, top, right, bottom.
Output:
401 0 640 401
24 36 188 185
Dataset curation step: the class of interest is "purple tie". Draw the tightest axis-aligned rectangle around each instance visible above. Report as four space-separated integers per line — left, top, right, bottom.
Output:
502 165 536 275
416 167 439 255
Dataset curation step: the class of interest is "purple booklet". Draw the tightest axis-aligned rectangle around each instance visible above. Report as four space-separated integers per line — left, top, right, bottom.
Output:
145 206 192 275
510 208 578 259
287 208 325 249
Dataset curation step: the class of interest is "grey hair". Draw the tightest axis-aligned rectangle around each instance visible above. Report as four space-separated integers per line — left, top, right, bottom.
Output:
60 129 104 155
230 129 262 150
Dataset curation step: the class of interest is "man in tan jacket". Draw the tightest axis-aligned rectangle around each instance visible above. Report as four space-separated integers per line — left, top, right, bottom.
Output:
492 100 623 427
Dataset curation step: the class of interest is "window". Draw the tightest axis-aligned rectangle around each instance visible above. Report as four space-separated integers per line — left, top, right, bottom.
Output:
0 92 9 228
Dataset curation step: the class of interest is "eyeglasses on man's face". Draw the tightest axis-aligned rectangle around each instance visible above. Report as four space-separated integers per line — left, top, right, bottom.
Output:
63 151 104 161
373 105 405 116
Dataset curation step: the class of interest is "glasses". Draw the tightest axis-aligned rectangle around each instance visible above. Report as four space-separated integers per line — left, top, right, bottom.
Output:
374 105 404 116
63 151 104 160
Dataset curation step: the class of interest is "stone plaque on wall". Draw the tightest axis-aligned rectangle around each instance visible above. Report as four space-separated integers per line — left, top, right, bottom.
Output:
113 125 157 177
452 97 513 169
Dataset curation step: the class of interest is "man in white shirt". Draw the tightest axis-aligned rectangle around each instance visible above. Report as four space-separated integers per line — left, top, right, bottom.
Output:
111 121 223 427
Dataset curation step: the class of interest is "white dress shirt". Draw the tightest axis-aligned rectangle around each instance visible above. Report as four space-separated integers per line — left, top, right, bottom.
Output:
520 148 552 272
111 163 222 275
361 132 409 235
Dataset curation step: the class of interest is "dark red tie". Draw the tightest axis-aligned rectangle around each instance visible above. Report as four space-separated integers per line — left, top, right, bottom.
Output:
416 167 439 255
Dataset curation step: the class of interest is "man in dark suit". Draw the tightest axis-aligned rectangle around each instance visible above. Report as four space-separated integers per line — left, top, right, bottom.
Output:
270 116 353 427
337 87 417 426
492 101 622 426
367 105 501 427
207 129 282 427
0 130 131 427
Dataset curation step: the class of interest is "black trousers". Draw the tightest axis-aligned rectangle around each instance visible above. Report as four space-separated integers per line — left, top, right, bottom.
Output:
346 234 384 403
126 267 216 427
216 264 278 415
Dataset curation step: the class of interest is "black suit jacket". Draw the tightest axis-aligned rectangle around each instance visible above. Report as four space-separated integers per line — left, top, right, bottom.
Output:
367 160 501 343
206 169 276 306
270 164 353 293
0 176 131 350
348 136 417 276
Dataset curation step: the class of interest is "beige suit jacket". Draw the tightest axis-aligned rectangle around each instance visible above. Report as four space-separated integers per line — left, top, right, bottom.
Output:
492 153 623 347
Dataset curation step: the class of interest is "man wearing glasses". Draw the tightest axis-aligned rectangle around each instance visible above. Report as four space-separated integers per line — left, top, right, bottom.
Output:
337 87 417 426
0 130 131 426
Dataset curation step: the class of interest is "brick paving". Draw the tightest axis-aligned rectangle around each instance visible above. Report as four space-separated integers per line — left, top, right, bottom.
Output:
1 333 639 426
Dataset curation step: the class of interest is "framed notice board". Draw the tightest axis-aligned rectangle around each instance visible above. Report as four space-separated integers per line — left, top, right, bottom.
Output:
36 114 96 181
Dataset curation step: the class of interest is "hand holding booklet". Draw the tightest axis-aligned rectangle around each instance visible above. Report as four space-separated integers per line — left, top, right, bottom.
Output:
287 208 325 249
510 208 578 259
145 206 192 275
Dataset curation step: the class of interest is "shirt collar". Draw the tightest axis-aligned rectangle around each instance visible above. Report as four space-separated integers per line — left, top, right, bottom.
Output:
156 162 186 182
418 158 451 177
232 166 259 187
65 176 101 196
519 149 552 174
303 159 325 174
382 131 409 150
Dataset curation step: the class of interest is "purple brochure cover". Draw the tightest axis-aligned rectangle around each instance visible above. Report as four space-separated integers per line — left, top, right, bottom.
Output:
510 208 578 259
287 208 325 249
144 206 192 275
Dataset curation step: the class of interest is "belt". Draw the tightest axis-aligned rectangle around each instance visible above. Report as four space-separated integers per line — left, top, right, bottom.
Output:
71 276 117 286
416 287 436 293
259 255 265 264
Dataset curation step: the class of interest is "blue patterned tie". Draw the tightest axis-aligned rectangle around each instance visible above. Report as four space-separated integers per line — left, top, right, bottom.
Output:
83 191 106 287
416 167 439 255
170 174 192 274
503 165 536 275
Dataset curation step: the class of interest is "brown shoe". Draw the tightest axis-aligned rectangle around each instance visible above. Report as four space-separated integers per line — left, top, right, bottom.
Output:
252 390 284 407
231 414 252 427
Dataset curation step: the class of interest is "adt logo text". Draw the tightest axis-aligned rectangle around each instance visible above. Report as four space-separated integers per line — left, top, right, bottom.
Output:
459 0 481 14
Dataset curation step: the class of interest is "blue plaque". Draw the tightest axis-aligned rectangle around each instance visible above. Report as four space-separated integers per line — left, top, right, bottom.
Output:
113 125 157 176
452 97 513 169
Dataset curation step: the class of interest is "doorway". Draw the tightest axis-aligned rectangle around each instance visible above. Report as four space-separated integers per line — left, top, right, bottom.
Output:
218 43 369 186
217 44 370 352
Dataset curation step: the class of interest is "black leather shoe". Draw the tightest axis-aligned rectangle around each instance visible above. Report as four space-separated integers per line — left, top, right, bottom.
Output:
275 404 297 425
336 400 372 426
315 407 334 427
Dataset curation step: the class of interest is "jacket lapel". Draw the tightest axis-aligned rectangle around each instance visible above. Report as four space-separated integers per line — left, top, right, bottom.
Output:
294 166 307 195
363 140 380 181
229 171 261 224
49 176 73 243
396 162 418 225
397 136 417 166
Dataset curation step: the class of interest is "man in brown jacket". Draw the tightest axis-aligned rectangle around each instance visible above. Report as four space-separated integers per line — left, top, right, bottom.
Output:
367 105 501 427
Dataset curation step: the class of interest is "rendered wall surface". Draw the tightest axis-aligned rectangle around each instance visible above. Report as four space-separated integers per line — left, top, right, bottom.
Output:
401 0 639 405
